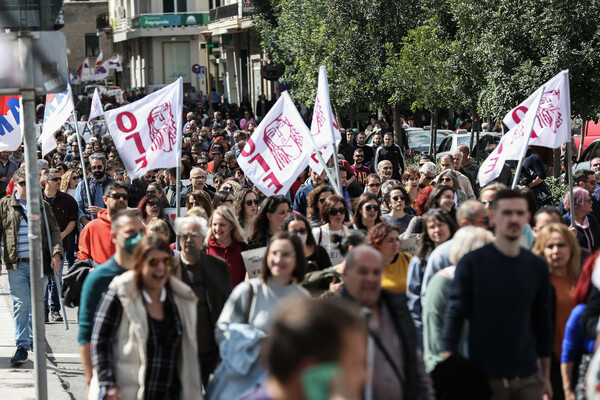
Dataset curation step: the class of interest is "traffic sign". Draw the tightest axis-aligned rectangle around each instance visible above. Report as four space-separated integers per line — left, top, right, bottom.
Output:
192 64 201 74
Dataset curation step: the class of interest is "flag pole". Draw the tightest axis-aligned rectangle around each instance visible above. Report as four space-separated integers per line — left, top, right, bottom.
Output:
511 86 545 189
71 108 93 212
175 161 181 251
565 75 575 228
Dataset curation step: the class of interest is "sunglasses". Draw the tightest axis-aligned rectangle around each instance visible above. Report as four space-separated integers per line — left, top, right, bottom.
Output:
17 181 26 187
392 195 408 202
364 204 380 212
329 207 346 216
148 257 172 267
147 200 160 207
368 183 381 188
108 193 128 200
222 186 234 192
48 177 62 182
213 180 223 185
245 199 260 206
439 177 453 183
198 162 207 166
145 175 156 181
91 165 104 170
72 176 81 180
291 228 308 235
218 165 226 169
181 233 199 241
355 154 364 158
146 190 158 196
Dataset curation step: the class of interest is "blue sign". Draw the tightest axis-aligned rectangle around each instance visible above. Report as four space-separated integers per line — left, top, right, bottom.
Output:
192 64 201 74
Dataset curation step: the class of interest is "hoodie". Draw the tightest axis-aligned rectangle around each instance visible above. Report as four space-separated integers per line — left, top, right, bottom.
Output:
78 209 114 263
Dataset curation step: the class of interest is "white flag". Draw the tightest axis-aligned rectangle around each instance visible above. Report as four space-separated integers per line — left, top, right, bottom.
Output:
239 91 313 196
104 78 183 180
0 95 23 151
308 66 341 173
107 55 123 72
479 88 544 187
87 88 104 128
95 50 103 69
86 60 110 81
503 70 571 149
40 84 75 156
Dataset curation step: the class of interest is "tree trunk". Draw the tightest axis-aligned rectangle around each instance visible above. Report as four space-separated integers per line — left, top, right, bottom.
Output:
430 110 438 157
393 104 403 150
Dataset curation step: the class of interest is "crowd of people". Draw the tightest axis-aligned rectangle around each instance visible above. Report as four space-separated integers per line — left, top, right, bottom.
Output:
4 94 600 400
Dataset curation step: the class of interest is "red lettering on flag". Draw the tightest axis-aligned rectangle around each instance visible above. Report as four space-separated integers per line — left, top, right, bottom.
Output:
263 172 283 194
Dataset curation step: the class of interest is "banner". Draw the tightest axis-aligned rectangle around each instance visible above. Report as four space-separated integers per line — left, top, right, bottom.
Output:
503 70 570 149
40 84 74 156
308 66 341 173
87 88 104 129
95 50 103 69
0 95 23 151
104 78 183 180
242 247 266 278
479 88 543 187
86 60 110 81
72 58 92 84
238 91 313 196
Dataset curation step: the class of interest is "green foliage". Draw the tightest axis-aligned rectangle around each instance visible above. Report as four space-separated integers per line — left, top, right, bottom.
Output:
546 175 569 207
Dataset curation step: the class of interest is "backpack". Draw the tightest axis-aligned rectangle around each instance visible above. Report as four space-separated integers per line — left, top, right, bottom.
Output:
61 259 98 308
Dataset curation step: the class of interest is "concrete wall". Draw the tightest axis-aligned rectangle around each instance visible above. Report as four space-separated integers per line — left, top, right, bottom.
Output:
62 1 112 72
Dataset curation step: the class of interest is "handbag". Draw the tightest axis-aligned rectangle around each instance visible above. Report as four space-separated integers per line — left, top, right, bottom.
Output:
518 167 554 207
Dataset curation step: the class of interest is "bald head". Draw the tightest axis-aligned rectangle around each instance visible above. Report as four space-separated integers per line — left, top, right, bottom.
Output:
456 200 488 227
345 245 383 271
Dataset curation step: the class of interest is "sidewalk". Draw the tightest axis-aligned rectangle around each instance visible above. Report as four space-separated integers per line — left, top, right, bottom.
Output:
0 274 71 399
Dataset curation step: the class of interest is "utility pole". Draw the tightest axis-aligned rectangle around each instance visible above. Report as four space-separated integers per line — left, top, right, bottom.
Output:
201 31 212 107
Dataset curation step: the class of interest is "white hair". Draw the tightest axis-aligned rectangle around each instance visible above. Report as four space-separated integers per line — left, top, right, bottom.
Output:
174 216 208 237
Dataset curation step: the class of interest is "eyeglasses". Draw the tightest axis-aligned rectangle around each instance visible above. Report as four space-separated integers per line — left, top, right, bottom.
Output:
108 193 128 200
245 199 260 206
222 186 234 192
17 181 26 187
48 177 62 182
91 165 104 170
147 200 160 207
148 257 172 267
364 204 380 212
145 175 156 181
368 183 381 188
392 195 408 202
329 207 346 216
181 233 200 241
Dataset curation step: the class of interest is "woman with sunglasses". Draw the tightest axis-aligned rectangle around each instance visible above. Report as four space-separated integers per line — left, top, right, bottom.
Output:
436 170 467 207
282 213 331 273
234 188 259 239
90 235 201 400
248 195 291 249
138 194 176 242
365 173 383 198
312 194 350 266
213 159 230 178
306 184 334 228
205 206 247 288
60 169 81 198
212 172 227 193
146 182 170 208
382 185 415 235
185 190 214 218
352 192 382 232
212 190 235 210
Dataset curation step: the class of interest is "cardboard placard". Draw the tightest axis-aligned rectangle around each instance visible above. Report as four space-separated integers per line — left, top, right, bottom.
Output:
164 207 187 228
242 247 267 278
400 235 418 255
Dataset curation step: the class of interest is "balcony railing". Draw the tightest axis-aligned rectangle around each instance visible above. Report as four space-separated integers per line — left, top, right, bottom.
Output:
209 1 255 22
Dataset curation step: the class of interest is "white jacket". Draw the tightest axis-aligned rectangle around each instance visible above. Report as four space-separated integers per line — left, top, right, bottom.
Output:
89 270 202 400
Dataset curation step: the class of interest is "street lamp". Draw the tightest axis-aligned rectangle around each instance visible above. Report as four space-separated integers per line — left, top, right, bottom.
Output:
200 31 212 106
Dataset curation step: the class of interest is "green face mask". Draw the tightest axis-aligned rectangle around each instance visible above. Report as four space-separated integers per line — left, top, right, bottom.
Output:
124 232 143 254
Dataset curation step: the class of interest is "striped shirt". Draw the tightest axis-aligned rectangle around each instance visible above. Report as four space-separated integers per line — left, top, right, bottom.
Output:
16 198 29 258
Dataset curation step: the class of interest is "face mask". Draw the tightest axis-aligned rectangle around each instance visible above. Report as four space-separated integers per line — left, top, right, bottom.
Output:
297 233 308 244
124 232 142 254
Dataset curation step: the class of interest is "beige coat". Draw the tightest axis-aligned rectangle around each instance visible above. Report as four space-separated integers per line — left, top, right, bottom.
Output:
89 270 202 400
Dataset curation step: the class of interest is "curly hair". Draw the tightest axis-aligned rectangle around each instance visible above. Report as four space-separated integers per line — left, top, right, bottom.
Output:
368 222 400 248
306 184 334 222
415 185 434 216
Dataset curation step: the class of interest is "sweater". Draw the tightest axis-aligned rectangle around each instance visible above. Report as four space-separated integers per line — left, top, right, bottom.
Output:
78 209 114 263
215 278 310 345
442 243 552 378
382 252 412 294
205 238 246 288
561 304 595 364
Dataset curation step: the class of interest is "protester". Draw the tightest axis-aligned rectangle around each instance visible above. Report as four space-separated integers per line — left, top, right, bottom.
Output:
306 184 334 228
78 209 144 394
367 222 412 295
352 192 382 232
404 184 456 237
75 152 115 227
212 190 235 210
282 213 331 273
248 195 291 249
403 167 421 206
365 173 383 198
382 185 415 234
563 187 600 253
234 188 259 239
171 215 232 385
533 222 581 399
60 168 81 198
185 190 214 217
312 194 350 265
422 226 493 372
90 235 201 400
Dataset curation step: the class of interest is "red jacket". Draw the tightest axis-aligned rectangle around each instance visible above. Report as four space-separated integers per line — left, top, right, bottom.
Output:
205 237 245 288
77 209 114 264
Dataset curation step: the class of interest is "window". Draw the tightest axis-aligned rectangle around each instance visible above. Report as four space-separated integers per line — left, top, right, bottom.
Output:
163 0 187 12
85 34 99 57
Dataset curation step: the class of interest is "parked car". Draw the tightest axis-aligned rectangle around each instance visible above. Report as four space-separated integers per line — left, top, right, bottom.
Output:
574 138 600 172
436 132 501 160
407 130 449 153
573 121 600 155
